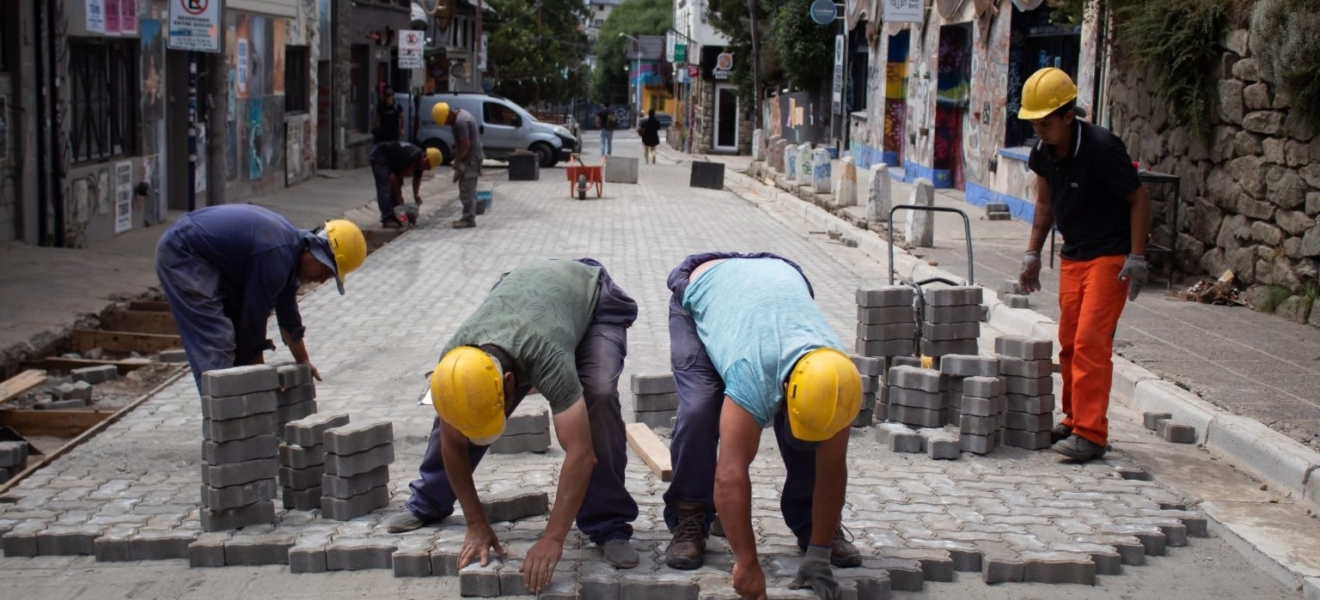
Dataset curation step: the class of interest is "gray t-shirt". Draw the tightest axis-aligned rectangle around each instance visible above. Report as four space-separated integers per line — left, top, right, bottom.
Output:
442 261 602 414
453 109 484 172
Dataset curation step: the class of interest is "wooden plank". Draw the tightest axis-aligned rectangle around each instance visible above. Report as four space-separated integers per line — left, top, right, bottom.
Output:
70 330 182 354
0 370 48 406
128 301 172 312
22 357 154 375
0 410 111 438
625 423 673 482
99 310 178 336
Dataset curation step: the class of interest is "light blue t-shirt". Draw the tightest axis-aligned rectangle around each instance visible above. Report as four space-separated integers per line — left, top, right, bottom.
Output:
681 258 846 428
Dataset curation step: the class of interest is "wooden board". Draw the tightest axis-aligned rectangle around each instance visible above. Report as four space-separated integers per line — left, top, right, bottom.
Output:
0 409 111 438
128 301 172 312
70 330 182 354
99 310 178 336
0 371 48 406
22 357 154 375
625 422 673 482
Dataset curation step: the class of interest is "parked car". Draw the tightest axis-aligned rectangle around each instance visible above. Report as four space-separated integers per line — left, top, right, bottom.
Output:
652 112 674 129
395 92 577 168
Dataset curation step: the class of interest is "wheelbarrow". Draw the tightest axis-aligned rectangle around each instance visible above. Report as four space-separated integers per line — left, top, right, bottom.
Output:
566 154 604 200
887 205 976 357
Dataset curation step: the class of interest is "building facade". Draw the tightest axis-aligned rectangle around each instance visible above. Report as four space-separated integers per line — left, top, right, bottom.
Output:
668 0 750 154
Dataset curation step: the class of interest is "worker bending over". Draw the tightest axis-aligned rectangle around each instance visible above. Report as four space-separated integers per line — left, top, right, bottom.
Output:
369 140 440 228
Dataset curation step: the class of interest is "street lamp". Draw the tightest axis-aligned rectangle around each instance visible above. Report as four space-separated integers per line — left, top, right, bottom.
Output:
619 32 642 127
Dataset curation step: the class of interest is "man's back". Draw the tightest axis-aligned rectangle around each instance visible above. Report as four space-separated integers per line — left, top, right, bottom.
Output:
453 109 484 169
177 205 302 287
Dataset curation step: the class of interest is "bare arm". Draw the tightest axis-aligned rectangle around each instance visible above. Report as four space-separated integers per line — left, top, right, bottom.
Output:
808 426 850 547
412 170 423 200
1128 185 1151 256
1028 174 1053 253
715 397 762 567
544 399 596 542
440 418 487 531
280 330 321 381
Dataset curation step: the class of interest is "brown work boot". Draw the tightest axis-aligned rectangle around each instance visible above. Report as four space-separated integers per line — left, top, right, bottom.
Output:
451 218 475 229
798 525 862 568
664 501 707 570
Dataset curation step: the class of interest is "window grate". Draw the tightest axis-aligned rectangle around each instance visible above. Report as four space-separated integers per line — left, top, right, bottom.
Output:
69 40 139 164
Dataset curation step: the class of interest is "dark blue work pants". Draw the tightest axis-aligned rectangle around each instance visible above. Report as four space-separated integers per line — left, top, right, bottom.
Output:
155 219 241 388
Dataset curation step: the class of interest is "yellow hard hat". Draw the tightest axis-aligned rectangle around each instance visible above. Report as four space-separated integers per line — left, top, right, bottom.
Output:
1018 67 1078 120
785 348 861 442
431 346 506 443
432 102 451 125
426 147 442 169
312 220 366 295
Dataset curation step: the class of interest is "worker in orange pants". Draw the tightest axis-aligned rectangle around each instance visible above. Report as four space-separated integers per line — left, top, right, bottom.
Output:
1016 67 1152 462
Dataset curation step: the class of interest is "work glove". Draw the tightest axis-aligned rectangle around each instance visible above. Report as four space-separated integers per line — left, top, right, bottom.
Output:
1019 251 1042 294
1118 254 1148 301
789 549 841 600
452 162 466 183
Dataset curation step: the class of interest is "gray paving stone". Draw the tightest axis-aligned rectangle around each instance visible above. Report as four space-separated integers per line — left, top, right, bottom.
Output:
887 366 942 393
1158 421 1197 444
635 391 681 411
279 443 325 469
636 409 678 429
982 554 1026 584
858 322 918 341
959 415 998 436
849 355 883 376
998 356 1053 378
923 304 980 324
538 578 582 600
631 373 677 395
393 548 433 577
889 356 924 369
1006 394 1056 414
919 429 960 460
920 339 980 357
277 364 313 389
201 458 278 488
874 422 911 445
484 490 551 523
1143 412 1174 431
200 479 277 511
281 486 322 510
72 364 119 384
321 485 391 521
939 355 999 378
490 431 553 454
578 559 621 599
1021 551 1097 585
289 544 329 573
323 421 394 456
1095 524 1167 556
1140 510 1209 537
994 337 1053 360
959 432 998 455
201 365 280 397
1051 543 1123 575
0 442 29 468
925 286 982 307
36 526 100 555
921 321 980 342
158 348 188 363
1004 294 1031 308
224 534 295 565
93 528 135 562
200 500 276 531
50 382 92 402
889 431 924 453
857 338 914 357
280 464 325 490
620 570 701 599
856 286 915 308
1003 429 1052 450
203 435 280 465
200 391 278 421
867 557 923 591
188 533 231 567
202 412 279 443
1075 535 1146 566
857 305 915 325
128 529 197 560
504 408 551 435
277 400 319 425
325 538 397 570
430 549 460 576
887 387 942 410
1005 411 1052 432
1003 375 1053 396
276 384 316 407
888 404 944 428
284 412 352 447
960 396 996 417
2 530 37 557
459 559 503 596
964 376 1005 399
321 465 392 499
323 443 395 477
860 376 878 393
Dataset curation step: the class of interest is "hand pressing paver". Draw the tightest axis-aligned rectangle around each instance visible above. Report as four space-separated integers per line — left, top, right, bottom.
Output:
483 490 550 523
201 412 279 443
323 422 393 456
994 337 1053 360
630 374 676 395
856 285 915 307
203 435 279 464
200 391 278 421
284 412 351 446
201 365 280 397
321 485 392 521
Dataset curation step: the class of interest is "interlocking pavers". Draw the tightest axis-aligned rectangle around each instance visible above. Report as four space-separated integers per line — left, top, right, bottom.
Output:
994 337 1054 361
280 464 325 490
202 435 280 465
887 366 941 393
187 533 231 568
276 384 316 407
71 364 119 384
284 412 352 447
1003 375 1053 396
1143 412 1174 431
856 339 914 357
200 391 278 421
857 306 915 325
998 356 1053 378
925 286 982 307
277 364 313 389
321 465 391 499
920 339 980 358
323 443 395 477
321 485 391 521
279 443 325 469
201 412 280 444
856 286 914 307
325 538 397 571
483 491 550 523
630 374 676 395
323 422 393 456
224 534 295 565
199 479 277 510
202 458 279 488
1158 421 1197 444
940 355 1000 378
858 322 918 341
277 401 319 425
200 501 275 531
1006 394 1056 414
128 529 197 561
200 365 280 398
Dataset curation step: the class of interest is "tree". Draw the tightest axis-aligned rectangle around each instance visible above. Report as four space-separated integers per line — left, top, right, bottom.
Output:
705 0 834 115
486 0 590 105
590 0 673 104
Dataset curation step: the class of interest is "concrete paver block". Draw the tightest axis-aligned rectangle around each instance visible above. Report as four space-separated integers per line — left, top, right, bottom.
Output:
277 400 318 425
858 338 916 357
959 415 998 436
489 430 553 454
1158 421 1197 444
994 337 1053 360
925 287 983 307
1004 294 1031 308
867 164 892 223
998 356 1052 378
280 464 325 490
921 321 980 342
874 421 911 445
320 485 390 521
325 538 397 570
202 434 279 465
852 406 875 428
323 443 395 477
277 384 316 407
866 557 923 591
279 443 324 469
887 366 942 393
158 348 188 363
393 548 433 577
856 286 914 308
72 364 119 384
200 479 277 511
635 409 678 430
284 412 352 447
631 373 677 395
1143 412 1174 430
93 529 134 562
888 404 944 428
604 156 639 184
888 386 943 410
1020 551 1097 585
200 500 276 531
924 304 981 323
1095 524 1167 556
289 544 329 573
321 465 391 499
504 408 550 435
1006 394 1056 414
1003 429 1052 450
484 490 551 523
921 339 980 358
277 364 312 389
35 527 99 555
620 570 701 600
939 355 999 378
634 392 679 413
202 412 279 443
858 322 918 341
0 442 29 468
920 429 960 460
224 534 295 565
960 432 998 455
201 457 278 488
857 305 916 325
200 391 278 421
430 550 460 576
201 365 280 397
960 396 995 417
961 376 1002 399
1005 411 1052 432
51 381 93 402
324 421 394 456
460 559 503 597
1004 375 1053 396
982 554 1025 584
850 355 883 376
187 533 231 567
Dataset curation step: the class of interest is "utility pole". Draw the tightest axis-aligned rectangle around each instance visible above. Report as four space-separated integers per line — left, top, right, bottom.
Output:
747 0 760 129
475 0 484 92
188 51 198 211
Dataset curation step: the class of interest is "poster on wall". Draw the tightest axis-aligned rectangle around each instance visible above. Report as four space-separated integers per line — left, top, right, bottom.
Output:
122 0 138 34
832 34 845 114
248 100 265 180
87 0 107 34
140 19 167 224
114 161 133 233
196 123 208 195
273 20 287 96
399 30 424 70
883 0 924 23
237 38 250 97
106 0 122 34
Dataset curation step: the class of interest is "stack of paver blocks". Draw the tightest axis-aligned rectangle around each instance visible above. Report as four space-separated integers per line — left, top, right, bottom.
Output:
995 337 1057 450
855 286 917 360
321 421 395 521
850 355 883 427
920 287 982 358
939 355 1002 454
276 364 318 432
199 365 281 531
280 412 351 510
631 374 678 429
885 366 944 428
490 407 551 454
0 442 29 482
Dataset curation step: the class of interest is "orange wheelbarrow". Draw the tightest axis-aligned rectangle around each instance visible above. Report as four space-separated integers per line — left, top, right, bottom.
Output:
565 154 604 200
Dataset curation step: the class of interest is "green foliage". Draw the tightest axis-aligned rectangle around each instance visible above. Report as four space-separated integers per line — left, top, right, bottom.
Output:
1250 0 1320 124
1047 0 1089 25
590 0 674 104
1300 278 1320 321
1111 0 1231 137
765 0 836 93
1258 284 1295 313
487 0 589 104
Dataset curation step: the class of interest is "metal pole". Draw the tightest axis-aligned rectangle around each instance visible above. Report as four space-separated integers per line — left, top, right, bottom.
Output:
635 53 641 125
188 51 198 212
747 0 760 130
475 0 484 92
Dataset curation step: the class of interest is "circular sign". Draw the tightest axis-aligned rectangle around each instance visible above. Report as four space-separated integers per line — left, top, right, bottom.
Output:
810 0 837 25
183 0 209 15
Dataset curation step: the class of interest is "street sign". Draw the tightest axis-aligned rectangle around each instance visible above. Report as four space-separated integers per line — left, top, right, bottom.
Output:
810 0 837 25
675 44 687 63
832 34 844 113
883 0 924 23
399 29 424 70
167 0 222 53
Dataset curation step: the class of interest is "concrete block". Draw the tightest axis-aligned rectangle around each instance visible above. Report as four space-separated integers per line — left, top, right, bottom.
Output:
200 479 277 510
1006 394 1056 414
858 322 918 341
201 365 280 397
834 157 859 207
504 408 550 435
202 458 278 488
1004 375 1053 396
35 398 88 410
277 384 316 407
1051 543 1122 576
224 534 295 565
93 529 134 562
982 555 1025 583
0 442 30 468
1143 412 1174 430
994 337 1053 360
325 538 397 570
393 548 433 577
888 386 943 410
865 557 923 592
904 178 935 248
320 485 391 521
857 305 916 326
430 550 460 576
276 364 312 389
850 355 884 376
289 544 329 573
35 527 99 555
201 391 278 421
939 355 999 378
279 464 325 490
284 412 352 447
959 432 998 455
51 381 93 402
158 348 188 363
998 356 1052 378
279 443 324 469
460 559 503 597
890 356 924 369
867 163 892 223
324 422 394 456
996 279 1024 296
856 286 914 308
852 407 874 428
797 145 813 185
630 373 677 395
959 415 999 436
484 490 550 523
921 321 980 342
1004 294 1031 308
887 366 942 393
860 376 878 394
323 443 395 477
784 145 799 177
1158 421 1197 444
1021 552 1097 585
889 430 925 453
202 412 279 443
888 404 945 428
71 364 119 384
635 409 678 430
960 396 995 417
921 339 980 358
920 429 960 460
634 392 679 413
277 400 318 425
925 287 983 307
202 434 278 465
321 465 391 499
925 304 981 323
187 533 231 567
604 156 639 184
811 148 832 194
1005 411 1052 432
282 486 323 509
857 338 916 357
201 501 276 531
1003 429 1052 450
961 376 1002 400
488 431 552 454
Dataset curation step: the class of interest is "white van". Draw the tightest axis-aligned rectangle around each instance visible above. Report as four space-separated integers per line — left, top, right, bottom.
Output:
396 92 577 168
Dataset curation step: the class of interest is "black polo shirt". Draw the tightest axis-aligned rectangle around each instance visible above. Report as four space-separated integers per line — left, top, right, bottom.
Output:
1028 120 1141 261
377 141 426 176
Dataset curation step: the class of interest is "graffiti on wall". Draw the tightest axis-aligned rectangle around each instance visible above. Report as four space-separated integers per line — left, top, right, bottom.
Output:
286 115 315 184
140 19 166 224
226 12 289 194
961 7 1011 187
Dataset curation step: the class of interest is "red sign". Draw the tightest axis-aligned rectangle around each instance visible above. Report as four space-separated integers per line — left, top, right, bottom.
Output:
182 0 208 15
688 65 700 78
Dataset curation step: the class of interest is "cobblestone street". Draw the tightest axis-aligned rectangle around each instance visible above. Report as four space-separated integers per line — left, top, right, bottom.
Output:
0 146 1300 599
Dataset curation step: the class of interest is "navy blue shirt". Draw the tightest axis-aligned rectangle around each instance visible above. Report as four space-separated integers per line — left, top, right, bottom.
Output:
1028 120 1141 261
175 205 307 364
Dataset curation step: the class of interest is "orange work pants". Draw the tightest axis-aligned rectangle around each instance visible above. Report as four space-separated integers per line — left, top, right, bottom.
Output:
1057 255 1128 446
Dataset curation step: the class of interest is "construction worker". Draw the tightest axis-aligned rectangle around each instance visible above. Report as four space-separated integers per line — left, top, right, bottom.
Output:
661 252 862 600
154 204 366 387
385 259 641 594
431 102 485 229
369 140 440 228
1017 67 1151 462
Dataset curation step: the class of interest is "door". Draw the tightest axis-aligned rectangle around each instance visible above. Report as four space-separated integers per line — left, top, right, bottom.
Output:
714 84 739 151
935 24 971 190
480 100 521 158
317 60 332 167
165 51 191 210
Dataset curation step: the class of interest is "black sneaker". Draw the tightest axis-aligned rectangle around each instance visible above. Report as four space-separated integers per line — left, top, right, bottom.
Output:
1050 423 1073 443
1053 434 1107 461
